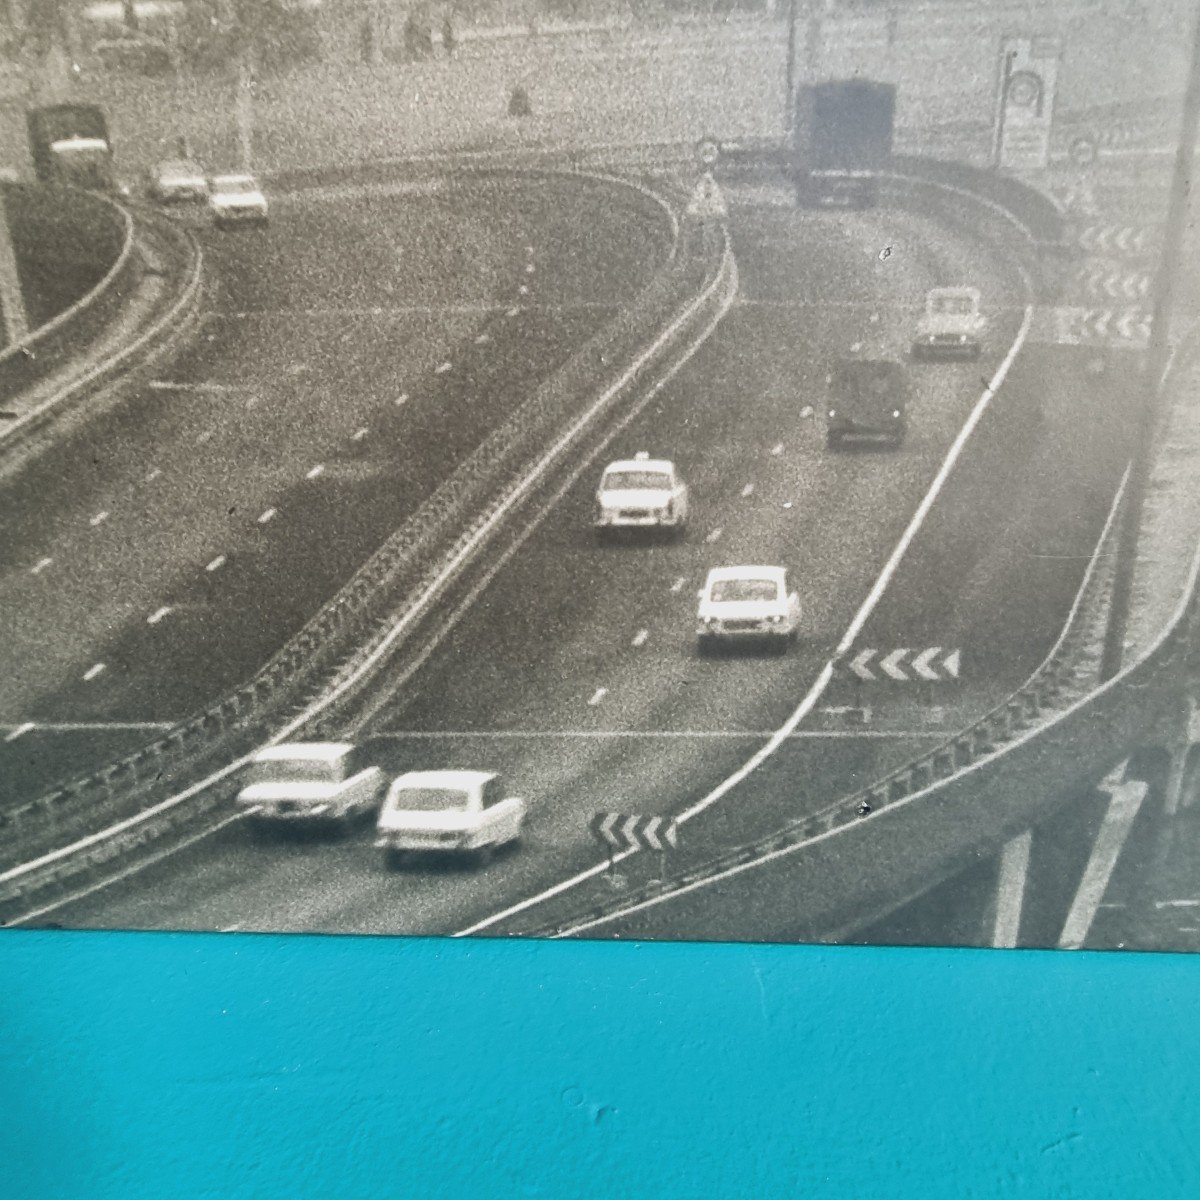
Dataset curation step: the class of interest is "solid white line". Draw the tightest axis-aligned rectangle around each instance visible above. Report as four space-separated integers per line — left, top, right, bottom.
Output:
83 663 106 682
89 511 109 527
1059 779 1148 950
205 554 226 572
306 464 325 480
5 722 34 743
587 687 608 707
147 606 172 625
30 557 52 576
992 830 1032 948
632 629 649 647
257 508 276 525
369 728 947 741
435 361 452 374
0 720 173 733
463 286 1036 937
148 380 248 393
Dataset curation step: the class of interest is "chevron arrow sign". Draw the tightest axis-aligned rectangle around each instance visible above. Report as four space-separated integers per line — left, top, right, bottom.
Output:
590 812 680 854
844 647 961 682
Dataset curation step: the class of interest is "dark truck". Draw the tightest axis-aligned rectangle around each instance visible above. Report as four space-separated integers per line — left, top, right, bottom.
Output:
791 80 895 209
26 103 117 192
825 358 908 449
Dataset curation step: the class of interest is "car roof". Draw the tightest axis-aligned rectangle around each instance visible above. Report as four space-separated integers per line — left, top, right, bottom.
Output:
50 137 108 151
926 285 981 301
705 565 787 584
156 159 202 173
252 742 355 763
603 458 674 475
390 769 497 790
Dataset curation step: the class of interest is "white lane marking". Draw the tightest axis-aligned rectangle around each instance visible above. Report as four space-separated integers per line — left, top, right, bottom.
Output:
145 468 162 483
83 663 106 682
205 554 226 572
1059 779 1148 950
31 557 52 576
1156 898 1200 909
147 606 172 625
506 306 520 317
465 291 1036 939
257 508 277 525
631 629 649 648
518 284 529 296
4 214 734 923
741 483 754 498
197 429 214 445
525 263 536 274
246 395 259 410
395 393 409 407
475 332 491 345
587 687 608 707
525 244 534 254
5 722 34 743
0 720 173 733
704 527 722 544
89 511 109 527
770 442 783 456
148 381 249 393
992 831 1033 948
370 729 948 741
351 427 368 442
306 464 325 480
221 923 243 933
669 576 686 593
435 360 452 374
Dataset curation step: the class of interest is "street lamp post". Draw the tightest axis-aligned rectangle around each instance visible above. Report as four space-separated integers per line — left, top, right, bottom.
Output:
1098 0 1200 683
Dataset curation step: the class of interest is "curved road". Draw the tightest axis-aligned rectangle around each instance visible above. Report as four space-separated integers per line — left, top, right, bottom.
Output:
0 175 668 803
47 184 1133 938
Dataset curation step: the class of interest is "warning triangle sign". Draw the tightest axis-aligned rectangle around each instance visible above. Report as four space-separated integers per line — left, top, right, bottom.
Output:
686 172 727 219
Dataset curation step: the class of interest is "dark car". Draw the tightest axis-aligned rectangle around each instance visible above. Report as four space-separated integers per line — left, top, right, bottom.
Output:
825 359 908 448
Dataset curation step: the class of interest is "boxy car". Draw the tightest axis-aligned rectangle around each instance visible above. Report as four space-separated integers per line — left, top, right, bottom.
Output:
696 565 802 653
912 286 986 360
236 742 385 831
825 358 908 448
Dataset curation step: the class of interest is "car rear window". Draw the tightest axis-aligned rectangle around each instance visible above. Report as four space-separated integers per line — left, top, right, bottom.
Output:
930 295 976 315
831 362 904 404
603 470 671 490
246 758 345 786
388 787 470 812
710 579 779 603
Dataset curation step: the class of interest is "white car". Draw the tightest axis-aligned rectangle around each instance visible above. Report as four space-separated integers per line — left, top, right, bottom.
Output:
236 742 386 830
146 158 208 204
912 286 986 359
696 565 802 653
594 451 689 538
209 172 269 228
375 770 527 866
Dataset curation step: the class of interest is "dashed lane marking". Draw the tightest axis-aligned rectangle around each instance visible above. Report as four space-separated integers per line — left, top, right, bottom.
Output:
148 381 250 393
518 284 529 296
205 554 226 572
506 306 520 318
587 687 608 707
525 263 535 274
197 430 214 445
351 427 368 442
31 557 52 576
257 508 277 525
704 527 723 544
741 483 754 497
306 464 325 480
145 468 162 482
147 607 172 625
395 392 409 406
770 442 783 456
83 663 106 682
89 511 109 527
475 332 491 345
435 360 452 374
670 576 686 593
632 629 649 648
5 723 34 743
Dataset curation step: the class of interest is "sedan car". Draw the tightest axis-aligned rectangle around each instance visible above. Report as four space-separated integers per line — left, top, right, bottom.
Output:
912 285 986 359
236 742 386 832
594 451 689 538
696 565 802 653
208 172 269 228
375 770 527 866
146 158 208 204
826 358 908 448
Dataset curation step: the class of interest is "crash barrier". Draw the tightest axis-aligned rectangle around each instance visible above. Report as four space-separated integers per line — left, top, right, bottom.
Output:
0 185 134 395
0 171 734 923
0 198 204 473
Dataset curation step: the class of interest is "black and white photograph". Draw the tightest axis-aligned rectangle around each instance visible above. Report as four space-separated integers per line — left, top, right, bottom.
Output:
1 0 1198 952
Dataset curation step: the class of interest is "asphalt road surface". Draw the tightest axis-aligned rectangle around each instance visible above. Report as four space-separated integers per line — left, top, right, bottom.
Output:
46 186 1132 937
0 175 668 805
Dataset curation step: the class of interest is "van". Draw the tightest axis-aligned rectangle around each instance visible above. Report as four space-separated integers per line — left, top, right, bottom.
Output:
825 359 909 449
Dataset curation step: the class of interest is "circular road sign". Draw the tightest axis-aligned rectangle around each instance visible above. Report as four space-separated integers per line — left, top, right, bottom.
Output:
1006 70 1042 109
695 136 721 170
1069 135 1099 167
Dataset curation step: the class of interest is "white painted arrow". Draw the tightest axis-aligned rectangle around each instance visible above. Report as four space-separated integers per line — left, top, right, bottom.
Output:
849 648 876 681
942 648 961 679
912 646 942 681
880 648 910 681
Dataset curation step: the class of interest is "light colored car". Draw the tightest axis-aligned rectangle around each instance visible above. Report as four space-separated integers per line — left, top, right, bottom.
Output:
146 158 208 204
912 286 985 359
236 742 385 830
594 451 689 538
209 172 269 228
375 769 526 866
696 565 802 653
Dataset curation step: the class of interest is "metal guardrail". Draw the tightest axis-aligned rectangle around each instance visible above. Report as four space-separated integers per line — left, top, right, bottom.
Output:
0 171 736 924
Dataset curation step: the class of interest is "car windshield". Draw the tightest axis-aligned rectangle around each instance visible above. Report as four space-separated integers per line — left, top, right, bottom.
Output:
603 470 671 490
389 786 470 812
246 758 344 786
215 177 257 194
710 579 779 603
930 295 976 315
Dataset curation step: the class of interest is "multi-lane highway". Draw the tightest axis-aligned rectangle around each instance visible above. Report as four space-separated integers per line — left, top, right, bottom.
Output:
42 181 1134 937
0 175 669 802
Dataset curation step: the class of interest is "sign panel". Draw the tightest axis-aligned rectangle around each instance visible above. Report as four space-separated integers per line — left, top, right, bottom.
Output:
994 35 1061 173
